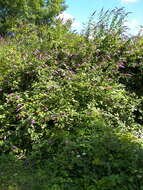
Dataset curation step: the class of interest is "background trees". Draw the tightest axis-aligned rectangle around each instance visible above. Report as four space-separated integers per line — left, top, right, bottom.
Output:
0 0 66 34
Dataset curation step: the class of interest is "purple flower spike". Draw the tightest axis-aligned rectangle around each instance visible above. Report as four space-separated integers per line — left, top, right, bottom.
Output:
118 64 125 68
17 104 22 108
11 146 18 150
31 120 36 124
107 78 112 81
16 96 20 100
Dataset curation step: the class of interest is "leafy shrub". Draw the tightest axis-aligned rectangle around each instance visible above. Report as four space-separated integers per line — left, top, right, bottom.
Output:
0 6 143 190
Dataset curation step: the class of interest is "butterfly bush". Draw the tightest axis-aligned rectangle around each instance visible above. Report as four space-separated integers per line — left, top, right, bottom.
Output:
0 8 143 190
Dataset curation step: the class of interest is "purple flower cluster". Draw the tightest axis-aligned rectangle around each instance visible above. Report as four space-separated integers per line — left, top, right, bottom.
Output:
31 119 36 124
117 63 125 69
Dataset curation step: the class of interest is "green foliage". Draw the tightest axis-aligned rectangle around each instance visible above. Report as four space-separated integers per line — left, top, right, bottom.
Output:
0 6 143 190
0 0 66 34
118 36 143 95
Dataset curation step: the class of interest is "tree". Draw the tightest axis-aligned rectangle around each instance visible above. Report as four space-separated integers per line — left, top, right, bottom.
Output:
0 0 66 34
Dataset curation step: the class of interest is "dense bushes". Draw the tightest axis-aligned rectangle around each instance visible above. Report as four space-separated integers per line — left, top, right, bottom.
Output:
0 7 143 190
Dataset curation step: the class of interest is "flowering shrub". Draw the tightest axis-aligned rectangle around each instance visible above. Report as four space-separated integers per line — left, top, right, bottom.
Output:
0 8 143 190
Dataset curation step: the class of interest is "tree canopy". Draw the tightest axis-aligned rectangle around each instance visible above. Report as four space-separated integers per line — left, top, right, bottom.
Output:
0 0 66 34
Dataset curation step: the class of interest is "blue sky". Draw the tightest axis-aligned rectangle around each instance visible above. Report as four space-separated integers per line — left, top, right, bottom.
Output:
60 0 143 34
